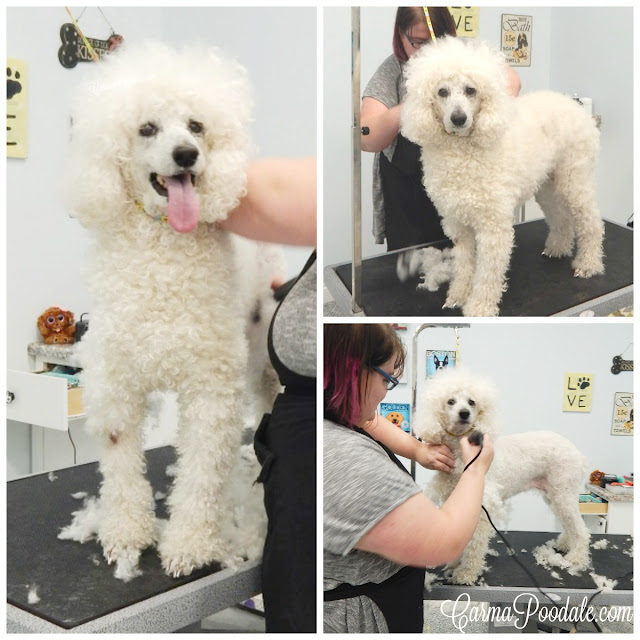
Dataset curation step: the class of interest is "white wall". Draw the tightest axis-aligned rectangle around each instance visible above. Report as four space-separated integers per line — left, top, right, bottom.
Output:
382 322 634 532
6 7 316 477
323 6 633 266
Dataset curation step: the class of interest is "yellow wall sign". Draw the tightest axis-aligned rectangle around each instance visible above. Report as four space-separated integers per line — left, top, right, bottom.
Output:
449 7 479 38
7 58 28 158
563 373 594 412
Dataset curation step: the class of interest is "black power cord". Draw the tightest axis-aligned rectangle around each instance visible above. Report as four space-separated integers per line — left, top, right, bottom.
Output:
463 432 632 633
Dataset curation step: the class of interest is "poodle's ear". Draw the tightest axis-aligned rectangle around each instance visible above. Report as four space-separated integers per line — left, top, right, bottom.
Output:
413 384 447 444
471 378 501 438
466 42 514 145
63 114 131 231
401 59 442 148
192 47 253 224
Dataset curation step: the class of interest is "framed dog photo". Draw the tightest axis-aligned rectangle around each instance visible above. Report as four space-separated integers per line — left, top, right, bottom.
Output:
501 14 532 67
426 350 456 378
611 392 633 436
380 403 411 433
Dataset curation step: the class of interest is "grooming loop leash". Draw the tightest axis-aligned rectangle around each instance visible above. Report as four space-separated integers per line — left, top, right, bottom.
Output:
64 7 99 62
422 6 436 41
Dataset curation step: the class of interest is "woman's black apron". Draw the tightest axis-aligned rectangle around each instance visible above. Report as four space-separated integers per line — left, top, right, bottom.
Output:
379 133 447 251
254 252 316 633
323 427 426 633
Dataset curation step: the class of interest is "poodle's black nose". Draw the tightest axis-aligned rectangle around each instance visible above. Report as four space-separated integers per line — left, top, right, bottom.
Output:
459 409 470 420
173 145 199 168
451 111 467 127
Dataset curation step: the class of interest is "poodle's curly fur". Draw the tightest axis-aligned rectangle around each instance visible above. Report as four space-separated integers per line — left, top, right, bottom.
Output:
402 37 605 317
60 42 283 578
414 367 591 585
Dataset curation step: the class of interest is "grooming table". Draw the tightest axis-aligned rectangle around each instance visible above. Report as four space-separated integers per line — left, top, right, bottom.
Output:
7 447 261 633
324 219 633 316
424 531 633 632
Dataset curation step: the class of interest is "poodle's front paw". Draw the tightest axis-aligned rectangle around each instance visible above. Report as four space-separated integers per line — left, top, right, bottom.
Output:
554 532 570 553
573 266 604 278
99 510 155 576
542 237 574 259
159 519 230 578
442 297 462 310
462 298 499 317
443 282 470 309
573 256 604 278
449 566 482 585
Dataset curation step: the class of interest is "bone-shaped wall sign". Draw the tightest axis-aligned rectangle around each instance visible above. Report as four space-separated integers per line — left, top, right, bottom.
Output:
58 23 123 69
611 355 633 374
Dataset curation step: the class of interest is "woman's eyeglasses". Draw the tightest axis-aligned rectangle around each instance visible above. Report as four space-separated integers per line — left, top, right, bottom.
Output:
371 366 400 391
403 29 430 49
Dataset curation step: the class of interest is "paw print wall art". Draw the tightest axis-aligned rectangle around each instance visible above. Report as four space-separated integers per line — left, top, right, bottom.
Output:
563 373 594 413
7 59 27 158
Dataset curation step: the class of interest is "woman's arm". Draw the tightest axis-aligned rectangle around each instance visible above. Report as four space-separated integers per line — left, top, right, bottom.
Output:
506 65 521 97
363 413 454 473
220 157 316 247
354 435 494 567
360 97 403 153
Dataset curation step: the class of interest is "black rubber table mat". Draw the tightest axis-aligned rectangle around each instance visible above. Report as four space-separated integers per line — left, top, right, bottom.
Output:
430 531 633 591
334 220 632 316
7 447 225 629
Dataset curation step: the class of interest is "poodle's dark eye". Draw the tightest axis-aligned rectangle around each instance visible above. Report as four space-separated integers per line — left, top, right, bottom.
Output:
47 316 55 324
58 314 65 321
139 122 158 137
447 398 455 406
188 120 204 134
465 86 477 97
468 399 476 407
438 88 449 98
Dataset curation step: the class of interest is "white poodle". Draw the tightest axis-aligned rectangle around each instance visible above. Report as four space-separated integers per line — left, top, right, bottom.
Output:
402 37 605 317
414 367 591 585
60 42 283 578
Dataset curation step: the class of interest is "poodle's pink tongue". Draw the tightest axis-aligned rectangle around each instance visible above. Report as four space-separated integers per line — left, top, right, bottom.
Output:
164 174 199 233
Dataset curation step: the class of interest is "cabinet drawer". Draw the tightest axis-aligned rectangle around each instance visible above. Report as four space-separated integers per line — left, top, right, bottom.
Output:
7 370 84 431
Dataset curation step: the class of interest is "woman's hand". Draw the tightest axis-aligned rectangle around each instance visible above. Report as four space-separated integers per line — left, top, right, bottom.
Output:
415 442 455 473
459 433 494 475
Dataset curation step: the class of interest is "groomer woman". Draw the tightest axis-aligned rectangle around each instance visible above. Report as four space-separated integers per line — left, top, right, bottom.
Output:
323 323 494 633
223 157 316 632
361 7 521 251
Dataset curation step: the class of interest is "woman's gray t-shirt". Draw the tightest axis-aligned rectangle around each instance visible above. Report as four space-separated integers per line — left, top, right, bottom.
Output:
323 419 421 632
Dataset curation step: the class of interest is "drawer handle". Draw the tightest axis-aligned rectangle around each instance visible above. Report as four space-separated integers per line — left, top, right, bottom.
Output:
7 391 15 404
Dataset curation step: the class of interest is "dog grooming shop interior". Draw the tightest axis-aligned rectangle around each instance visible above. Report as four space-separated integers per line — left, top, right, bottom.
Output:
7 6 316 634
323 323 633 633
321 5 633 635
5 5 635 637
323 6 633 318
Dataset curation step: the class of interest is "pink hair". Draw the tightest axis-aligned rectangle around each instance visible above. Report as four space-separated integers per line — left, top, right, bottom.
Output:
324 352 362 427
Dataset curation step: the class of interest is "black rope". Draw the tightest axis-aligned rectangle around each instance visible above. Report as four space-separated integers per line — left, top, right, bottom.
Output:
67 423 77 465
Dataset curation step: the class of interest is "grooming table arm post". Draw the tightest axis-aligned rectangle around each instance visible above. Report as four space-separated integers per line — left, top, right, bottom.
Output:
351 7 362 313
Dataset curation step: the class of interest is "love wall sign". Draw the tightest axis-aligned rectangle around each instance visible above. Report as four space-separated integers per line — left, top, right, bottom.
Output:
563 373 594 413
